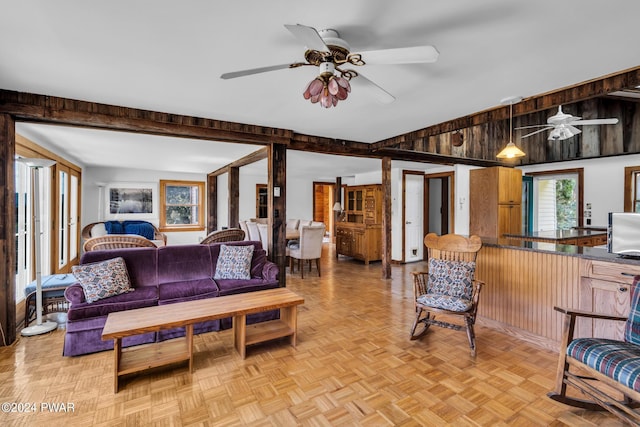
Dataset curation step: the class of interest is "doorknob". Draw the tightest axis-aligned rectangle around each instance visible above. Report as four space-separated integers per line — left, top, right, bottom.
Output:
405 221 412 224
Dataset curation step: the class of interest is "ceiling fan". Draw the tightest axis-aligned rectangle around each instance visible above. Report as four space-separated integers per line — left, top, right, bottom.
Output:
220 24 439 108
515 105 619 141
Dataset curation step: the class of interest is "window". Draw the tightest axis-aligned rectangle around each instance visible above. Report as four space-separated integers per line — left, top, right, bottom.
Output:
159 180 205 231
624 166 640 212
526 168 583 231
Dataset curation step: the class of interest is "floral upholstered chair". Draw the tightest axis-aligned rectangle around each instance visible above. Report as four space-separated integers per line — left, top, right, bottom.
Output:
410 233 484 357
548 276 640 424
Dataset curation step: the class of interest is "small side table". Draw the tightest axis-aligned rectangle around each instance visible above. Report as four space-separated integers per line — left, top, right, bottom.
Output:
24 274 77 326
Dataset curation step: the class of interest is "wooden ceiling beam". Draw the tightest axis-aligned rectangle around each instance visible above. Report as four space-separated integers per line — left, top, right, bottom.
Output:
372 65 640 150
208 147 268 177
0 90 293 145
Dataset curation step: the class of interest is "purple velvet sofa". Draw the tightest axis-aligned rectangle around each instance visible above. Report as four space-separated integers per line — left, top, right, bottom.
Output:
63 241 279 356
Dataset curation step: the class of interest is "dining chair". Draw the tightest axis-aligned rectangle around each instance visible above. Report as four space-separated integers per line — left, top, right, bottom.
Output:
286 224 325 278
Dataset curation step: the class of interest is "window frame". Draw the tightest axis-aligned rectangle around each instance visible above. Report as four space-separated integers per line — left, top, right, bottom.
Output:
526 168 584 230
624 166 640 212
159 180 205 232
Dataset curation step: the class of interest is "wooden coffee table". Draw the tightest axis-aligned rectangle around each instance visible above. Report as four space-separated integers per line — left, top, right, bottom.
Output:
102 288 304 392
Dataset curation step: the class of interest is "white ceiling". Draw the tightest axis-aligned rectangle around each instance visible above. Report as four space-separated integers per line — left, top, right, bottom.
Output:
4 1 640 176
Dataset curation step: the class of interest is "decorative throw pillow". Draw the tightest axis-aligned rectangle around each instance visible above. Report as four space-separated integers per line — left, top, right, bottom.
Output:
214 244 254 280
427 258 476 300
72 257 132 303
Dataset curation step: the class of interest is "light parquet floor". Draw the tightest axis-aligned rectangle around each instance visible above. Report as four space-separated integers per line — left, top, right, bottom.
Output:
0 244 627 426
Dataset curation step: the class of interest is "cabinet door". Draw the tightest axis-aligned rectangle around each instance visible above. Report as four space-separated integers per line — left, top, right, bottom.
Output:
337 228 352 256
352 229 366 259
498 167 522 204
579 277 630 340
498 204 522 237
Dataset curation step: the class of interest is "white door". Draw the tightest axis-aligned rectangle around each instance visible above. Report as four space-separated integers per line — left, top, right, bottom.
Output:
404 174 424 262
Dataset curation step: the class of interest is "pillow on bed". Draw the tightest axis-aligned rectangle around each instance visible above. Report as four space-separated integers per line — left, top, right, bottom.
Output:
72 257 132 303
214 244 254 280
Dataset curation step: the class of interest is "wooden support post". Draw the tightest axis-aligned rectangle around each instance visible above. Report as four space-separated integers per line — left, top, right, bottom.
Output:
334 177 342 241
228 166 239 229
206 174 217 233
268 143 287 287
0 114 16 346
381 157 392 279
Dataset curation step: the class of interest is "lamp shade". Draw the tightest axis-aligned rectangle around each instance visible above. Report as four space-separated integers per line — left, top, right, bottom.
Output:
332 202 343 212
496 142 526 159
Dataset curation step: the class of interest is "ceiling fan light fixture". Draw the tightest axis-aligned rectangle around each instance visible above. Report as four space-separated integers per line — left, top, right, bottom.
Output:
304 63 351 108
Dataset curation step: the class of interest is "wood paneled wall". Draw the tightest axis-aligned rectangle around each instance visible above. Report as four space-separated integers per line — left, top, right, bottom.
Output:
475 246 581 351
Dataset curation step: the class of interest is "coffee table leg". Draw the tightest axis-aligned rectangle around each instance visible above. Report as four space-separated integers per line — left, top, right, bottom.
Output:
113 338 122 393
281 307 298 347
233 314 247 359
186 324 194 373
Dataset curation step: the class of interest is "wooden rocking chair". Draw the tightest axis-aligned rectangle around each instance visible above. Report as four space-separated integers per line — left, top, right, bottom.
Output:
410 233 484 357
548 275 640 424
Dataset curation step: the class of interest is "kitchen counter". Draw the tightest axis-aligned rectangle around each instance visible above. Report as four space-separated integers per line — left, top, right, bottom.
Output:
502 228 607 247
481 236 640 266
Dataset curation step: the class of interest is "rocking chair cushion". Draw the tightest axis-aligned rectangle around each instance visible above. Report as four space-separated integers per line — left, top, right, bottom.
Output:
427 258 475 300
567 337 640 392
417 293 473 312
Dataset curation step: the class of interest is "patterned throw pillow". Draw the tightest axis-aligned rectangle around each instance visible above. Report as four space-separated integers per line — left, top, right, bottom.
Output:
72 257 132 303
214 244 254 280
427 258 476 300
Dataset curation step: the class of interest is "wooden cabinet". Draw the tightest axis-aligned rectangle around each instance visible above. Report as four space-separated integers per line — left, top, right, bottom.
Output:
336 223 381 264
578 259 640 339
470 166 522 238
337 184 382 264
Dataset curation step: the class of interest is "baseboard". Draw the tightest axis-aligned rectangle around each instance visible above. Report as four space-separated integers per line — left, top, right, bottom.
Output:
477 316 560 354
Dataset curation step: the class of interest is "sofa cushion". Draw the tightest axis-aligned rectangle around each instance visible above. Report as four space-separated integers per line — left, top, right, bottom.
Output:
72 257 133 303
158 278 219 301
216 278 278 296
66 286 158 321
157 245 213 283
104 220 124 234
81 247 158 287
214 244 254 280
123 220 156 240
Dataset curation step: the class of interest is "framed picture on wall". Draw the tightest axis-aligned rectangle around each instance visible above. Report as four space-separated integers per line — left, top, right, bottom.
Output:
105 182 158 220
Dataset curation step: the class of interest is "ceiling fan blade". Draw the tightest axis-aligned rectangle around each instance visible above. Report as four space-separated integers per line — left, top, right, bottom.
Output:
284 24 329 52
569 118 619 126
514 124 554 130
351 73 395 104
220 63 299 80
520 127 553 138
357 45 439 64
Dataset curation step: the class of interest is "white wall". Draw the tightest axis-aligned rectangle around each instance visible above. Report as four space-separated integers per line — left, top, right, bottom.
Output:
454 164 483 235
520 153 640 227
83 166 208 245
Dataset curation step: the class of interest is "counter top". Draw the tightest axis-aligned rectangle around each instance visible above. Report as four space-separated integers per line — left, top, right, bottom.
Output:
503 228 606 241
481 237 640 266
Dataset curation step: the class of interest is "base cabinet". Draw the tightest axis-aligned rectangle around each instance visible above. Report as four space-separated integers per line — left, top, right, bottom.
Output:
578 259 640 339
336 223 381 264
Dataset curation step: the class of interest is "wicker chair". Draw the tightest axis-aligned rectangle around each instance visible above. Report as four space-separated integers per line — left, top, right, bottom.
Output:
200 228 246 244
83 235 158 252
81 221 167 245
410 233 484 357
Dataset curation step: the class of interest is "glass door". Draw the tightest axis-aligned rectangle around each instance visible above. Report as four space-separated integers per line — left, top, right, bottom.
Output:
54 165 80 273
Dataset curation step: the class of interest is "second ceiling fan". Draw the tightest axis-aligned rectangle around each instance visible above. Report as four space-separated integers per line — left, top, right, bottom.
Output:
220 24 439 108
515 105 619 141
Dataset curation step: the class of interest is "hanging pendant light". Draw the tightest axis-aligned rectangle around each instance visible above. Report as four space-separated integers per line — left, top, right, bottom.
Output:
497 96 526 159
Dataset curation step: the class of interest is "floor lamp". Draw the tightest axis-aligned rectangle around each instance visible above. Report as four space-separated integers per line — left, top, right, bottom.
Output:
19 158 58 337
